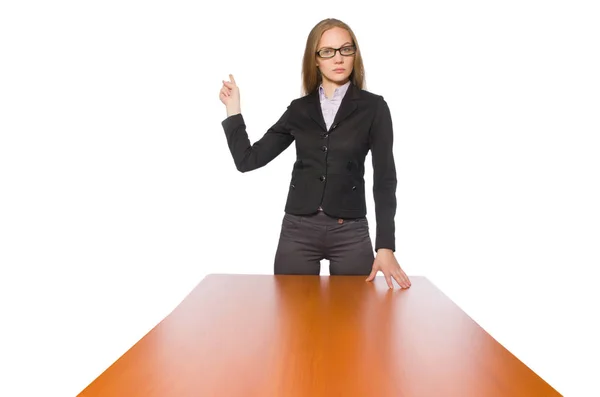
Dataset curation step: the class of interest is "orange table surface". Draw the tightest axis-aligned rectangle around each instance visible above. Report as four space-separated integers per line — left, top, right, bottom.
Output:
78 274 561 396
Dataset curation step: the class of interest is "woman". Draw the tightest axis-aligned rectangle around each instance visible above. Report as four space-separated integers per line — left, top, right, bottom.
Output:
219 18 411 289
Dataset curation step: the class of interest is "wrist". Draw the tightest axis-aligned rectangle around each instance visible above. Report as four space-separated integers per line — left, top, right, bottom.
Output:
226 106 241 117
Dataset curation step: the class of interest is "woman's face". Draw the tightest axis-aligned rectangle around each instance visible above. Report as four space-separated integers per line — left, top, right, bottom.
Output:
316 27 355 87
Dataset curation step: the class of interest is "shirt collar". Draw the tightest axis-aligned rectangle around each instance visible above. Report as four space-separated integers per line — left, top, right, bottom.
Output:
318 80 351 101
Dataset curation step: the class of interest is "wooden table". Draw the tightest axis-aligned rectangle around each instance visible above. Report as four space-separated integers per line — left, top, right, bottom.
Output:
78 274 561 396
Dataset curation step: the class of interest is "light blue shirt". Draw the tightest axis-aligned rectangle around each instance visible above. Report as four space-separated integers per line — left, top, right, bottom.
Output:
318 81 351 130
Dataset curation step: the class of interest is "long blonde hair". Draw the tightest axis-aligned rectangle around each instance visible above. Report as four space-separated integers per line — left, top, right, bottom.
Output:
301 18 366 96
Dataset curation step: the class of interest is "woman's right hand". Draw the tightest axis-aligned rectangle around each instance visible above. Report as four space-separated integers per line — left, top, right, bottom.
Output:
220 74 241 116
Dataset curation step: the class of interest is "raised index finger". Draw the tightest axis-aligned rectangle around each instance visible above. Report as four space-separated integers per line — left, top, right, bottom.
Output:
229 74 236 85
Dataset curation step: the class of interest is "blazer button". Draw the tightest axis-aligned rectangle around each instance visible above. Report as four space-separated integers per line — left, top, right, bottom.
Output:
321 133 329 139
320 175 326 182
291 184 295 189
352 185 356 190
321 145 327 152
332 123 338 129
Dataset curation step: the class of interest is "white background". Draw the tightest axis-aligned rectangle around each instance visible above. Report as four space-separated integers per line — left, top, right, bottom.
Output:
1 1 599 396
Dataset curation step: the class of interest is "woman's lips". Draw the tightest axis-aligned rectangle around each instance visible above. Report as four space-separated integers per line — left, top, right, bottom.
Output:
333 69 345 73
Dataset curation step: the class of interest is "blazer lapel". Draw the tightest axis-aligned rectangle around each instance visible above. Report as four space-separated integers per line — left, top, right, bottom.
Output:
306 82 361 132
331 83 359 129
306 90 327 131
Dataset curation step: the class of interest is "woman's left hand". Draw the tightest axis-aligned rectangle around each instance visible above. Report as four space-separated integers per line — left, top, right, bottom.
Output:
365 249 411 289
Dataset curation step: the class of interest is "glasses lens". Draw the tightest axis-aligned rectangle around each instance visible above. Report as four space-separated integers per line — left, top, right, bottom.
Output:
318 48 334 58
340 46 356 55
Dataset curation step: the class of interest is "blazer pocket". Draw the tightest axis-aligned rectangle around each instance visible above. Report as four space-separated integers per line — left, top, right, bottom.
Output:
289 160 303 189
342 178 365 210
287 171 308 212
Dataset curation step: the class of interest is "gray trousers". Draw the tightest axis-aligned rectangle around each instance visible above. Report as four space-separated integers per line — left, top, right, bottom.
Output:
273 210 375 275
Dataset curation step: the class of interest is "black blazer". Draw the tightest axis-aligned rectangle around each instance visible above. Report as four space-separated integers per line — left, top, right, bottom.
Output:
221 82 397 252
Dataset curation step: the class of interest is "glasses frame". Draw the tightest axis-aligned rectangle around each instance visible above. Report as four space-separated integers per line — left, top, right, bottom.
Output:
316 45 356 59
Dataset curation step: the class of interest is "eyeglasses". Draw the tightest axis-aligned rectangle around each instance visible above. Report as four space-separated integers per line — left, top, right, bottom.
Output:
316 45 356 59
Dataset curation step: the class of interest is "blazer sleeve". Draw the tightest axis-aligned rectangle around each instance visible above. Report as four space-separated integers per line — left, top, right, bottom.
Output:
221 105 294 173
369 96 398 252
